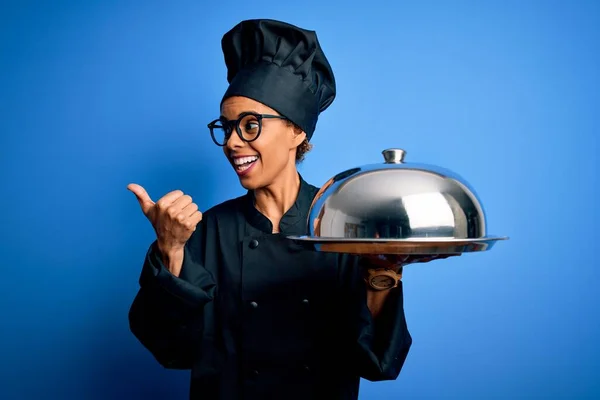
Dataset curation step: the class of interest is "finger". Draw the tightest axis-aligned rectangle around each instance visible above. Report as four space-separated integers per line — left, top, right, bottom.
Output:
155 190 185 209
392 255 410 262
170 194 193 213
174 201 198 224
403 255 421 264
127 183 155 215
167 196 193 221
186 211 203 230
179 202 199 218
390 255 410 266
404 256 432 264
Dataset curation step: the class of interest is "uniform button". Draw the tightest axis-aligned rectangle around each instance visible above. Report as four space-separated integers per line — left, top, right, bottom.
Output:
252 369 259 377
250 301 258 309
249 239 259 249
303 365 311 373
302 299 309 306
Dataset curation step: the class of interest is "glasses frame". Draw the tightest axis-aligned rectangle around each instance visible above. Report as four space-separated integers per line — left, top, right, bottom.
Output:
207 112 289 146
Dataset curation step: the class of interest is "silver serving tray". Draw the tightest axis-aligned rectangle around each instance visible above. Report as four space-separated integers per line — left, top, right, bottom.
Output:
287 235 509 255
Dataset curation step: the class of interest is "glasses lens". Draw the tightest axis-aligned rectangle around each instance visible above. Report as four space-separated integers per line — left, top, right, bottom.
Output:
210 121 230 146
239 114 261 142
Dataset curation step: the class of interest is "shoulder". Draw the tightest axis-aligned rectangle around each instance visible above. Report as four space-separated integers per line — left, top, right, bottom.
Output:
300 178 321 200
305 180 320 193
188 195 246 246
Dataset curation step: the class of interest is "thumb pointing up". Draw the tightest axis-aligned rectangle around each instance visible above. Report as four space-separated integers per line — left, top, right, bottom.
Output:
127 183 155 217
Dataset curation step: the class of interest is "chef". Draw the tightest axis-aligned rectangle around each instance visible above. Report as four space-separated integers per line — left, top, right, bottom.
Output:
127 18 433 400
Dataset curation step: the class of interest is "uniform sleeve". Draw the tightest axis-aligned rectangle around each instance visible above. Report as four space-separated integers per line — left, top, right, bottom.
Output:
354 281 412 381
128 222 216 370
339 256 412 381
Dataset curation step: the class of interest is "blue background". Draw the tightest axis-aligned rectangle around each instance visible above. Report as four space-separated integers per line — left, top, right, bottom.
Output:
1 0 598 399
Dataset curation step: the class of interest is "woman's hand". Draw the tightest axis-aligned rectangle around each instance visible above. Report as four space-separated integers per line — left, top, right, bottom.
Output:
361 253 461 272
128 183 202 276
363 231 461 271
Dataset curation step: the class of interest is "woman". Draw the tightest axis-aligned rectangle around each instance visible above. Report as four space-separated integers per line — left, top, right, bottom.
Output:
127 18 443 399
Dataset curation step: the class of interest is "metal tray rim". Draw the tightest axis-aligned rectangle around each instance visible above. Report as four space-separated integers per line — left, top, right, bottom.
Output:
287 235 509 244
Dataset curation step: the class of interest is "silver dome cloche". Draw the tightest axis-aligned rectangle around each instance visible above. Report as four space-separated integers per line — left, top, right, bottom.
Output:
289 149 508 255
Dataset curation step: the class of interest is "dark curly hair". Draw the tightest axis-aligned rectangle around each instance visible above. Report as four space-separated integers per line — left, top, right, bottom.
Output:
286 120 313 163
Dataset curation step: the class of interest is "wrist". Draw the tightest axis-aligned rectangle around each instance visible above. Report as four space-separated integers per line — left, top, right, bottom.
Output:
157 243 185 276
157 241 183 258
364 267 402 291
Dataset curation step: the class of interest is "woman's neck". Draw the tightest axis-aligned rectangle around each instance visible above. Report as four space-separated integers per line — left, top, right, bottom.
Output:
253 166 301 233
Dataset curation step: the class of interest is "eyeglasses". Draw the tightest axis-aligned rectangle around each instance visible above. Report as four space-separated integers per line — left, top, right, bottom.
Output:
207 112 289 146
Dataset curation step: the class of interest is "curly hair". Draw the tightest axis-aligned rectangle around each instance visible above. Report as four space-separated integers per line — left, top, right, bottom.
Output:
286 120 313 163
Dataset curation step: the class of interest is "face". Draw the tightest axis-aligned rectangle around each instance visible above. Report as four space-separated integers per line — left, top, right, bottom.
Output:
220 96 306 190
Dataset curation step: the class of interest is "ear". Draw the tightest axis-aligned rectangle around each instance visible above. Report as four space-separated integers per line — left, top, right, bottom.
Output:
290 129 306 149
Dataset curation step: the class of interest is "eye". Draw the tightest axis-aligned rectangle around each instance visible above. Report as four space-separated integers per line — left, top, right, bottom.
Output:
244 120 260 132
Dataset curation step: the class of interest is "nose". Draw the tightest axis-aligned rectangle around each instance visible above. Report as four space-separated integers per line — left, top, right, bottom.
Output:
225 128 245 151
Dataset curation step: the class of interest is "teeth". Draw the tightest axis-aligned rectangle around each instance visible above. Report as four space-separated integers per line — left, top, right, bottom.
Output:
233 156 258 166
237 163 253 172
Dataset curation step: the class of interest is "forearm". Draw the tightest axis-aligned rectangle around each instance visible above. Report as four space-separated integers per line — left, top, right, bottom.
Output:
364 264 403 319
129 284 203 369
355 281 412 381
158 244 184 277
366 289 394 319
336 254 412 380
130 241 216 368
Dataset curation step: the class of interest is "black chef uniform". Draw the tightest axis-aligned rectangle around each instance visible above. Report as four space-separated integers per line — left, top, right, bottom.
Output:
128 18 412 400
129 176 412 399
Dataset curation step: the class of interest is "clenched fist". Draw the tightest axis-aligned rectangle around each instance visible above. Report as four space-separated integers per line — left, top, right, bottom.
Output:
128 183 202 276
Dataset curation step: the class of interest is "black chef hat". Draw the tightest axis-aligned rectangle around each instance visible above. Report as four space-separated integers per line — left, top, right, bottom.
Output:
220 19 336 141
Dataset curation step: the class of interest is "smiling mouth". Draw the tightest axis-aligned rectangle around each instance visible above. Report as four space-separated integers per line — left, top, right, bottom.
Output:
233 155 259 172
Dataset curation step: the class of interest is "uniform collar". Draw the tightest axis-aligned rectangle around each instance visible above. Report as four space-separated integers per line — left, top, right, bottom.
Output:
243 174 318 235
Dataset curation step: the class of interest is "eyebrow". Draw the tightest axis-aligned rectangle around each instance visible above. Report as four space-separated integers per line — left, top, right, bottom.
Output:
219 110 261 120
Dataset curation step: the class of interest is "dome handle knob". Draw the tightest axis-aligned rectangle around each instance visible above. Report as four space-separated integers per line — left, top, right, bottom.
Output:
382 148 406 164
